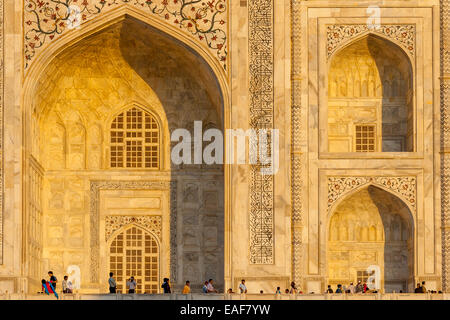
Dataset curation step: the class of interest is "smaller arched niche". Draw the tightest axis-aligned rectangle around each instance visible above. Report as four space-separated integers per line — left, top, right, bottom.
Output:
109 225 160 294
328 35 414 153
327 186 413 292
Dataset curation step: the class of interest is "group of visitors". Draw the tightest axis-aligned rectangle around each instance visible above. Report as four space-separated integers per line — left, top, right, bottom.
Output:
229 280 303 295
414 281 435 293
108 272 138 294
40 271 73 298
202 279 219 293
108 273 220 294
326 281 374 294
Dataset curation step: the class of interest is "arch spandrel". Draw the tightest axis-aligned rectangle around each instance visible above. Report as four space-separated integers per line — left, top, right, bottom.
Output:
327 176 417 222
326 24 416 65
24 1 228 74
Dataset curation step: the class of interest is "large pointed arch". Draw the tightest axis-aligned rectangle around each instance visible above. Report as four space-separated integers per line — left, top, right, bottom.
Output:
21 7 230 293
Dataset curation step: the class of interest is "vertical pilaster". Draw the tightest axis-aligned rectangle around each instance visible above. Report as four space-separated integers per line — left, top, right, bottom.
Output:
441 0 450 292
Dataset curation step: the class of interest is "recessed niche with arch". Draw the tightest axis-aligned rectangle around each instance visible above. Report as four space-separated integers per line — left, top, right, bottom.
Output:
327 35 414 153
25 15 225 292
109 225 160 294
327 185 414 293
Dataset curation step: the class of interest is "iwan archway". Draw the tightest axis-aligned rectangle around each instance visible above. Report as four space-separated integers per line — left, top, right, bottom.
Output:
327 34 414 154
22 8 230 293
327 185 414 293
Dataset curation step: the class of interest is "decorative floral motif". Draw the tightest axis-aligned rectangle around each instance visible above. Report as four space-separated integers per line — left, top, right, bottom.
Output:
105 215 162 241
327 176 417 211
24 0 227 71
327 24 416 60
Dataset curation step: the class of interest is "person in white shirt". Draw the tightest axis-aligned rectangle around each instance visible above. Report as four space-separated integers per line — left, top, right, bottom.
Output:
62 275 73 294
207 279 218 293
127 276 137 294
348 282 355 294
239 279 247 294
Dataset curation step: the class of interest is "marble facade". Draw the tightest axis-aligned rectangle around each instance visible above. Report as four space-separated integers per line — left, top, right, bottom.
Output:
0 0 447 295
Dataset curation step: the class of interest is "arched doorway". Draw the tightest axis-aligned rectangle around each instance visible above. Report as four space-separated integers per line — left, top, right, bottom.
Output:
23 14 226 292
109 225 160 294
327 186 414 292
327 34 414 153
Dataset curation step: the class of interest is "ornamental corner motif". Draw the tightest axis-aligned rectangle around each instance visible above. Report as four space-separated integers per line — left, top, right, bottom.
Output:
327 24 416 61
105 215 162 242
327 176 417 213
24 0 228 72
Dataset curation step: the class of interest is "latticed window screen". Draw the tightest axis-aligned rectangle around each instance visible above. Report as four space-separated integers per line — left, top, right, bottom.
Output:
109 226 159 294
357 271 370 283
110 107 159 169
355 125 376 152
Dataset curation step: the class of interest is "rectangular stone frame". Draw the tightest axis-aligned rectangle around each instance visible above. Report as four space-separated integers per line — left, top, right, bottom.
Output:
292 2 442 291
89 180 177 287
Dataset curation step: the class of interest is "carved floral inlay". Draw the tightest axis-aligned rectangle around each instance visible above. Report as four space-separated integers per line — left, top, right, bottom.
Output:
105 215 162 241
328 176 417 211
24 0 227 71
327 24 416 60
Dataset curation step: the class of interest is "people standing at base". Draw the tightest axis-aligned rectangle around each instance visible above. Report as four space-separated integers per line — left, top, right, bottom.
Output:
162 278 171 293
62 275 73 294
335 284 343 293
421 281 427 293
348 282 355 294
284 289 289 294
108 272 117 293
48 271 57 291
126 276 137 294
414 283 422 293
355 280 363 293
182 281 190 294
227 288 234 294
202 281 209 293
363 282 368 293
326 285 333 293
239 279 247 294
207 279 219 293
41 279 59 299
275 287 282 294
289 281 297 294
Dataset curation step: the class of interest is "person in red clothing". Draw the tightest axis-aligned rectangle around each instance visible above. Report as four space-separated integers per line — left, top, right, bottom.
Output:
41 279 59 298
42 279 53 293
363 282 368 293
